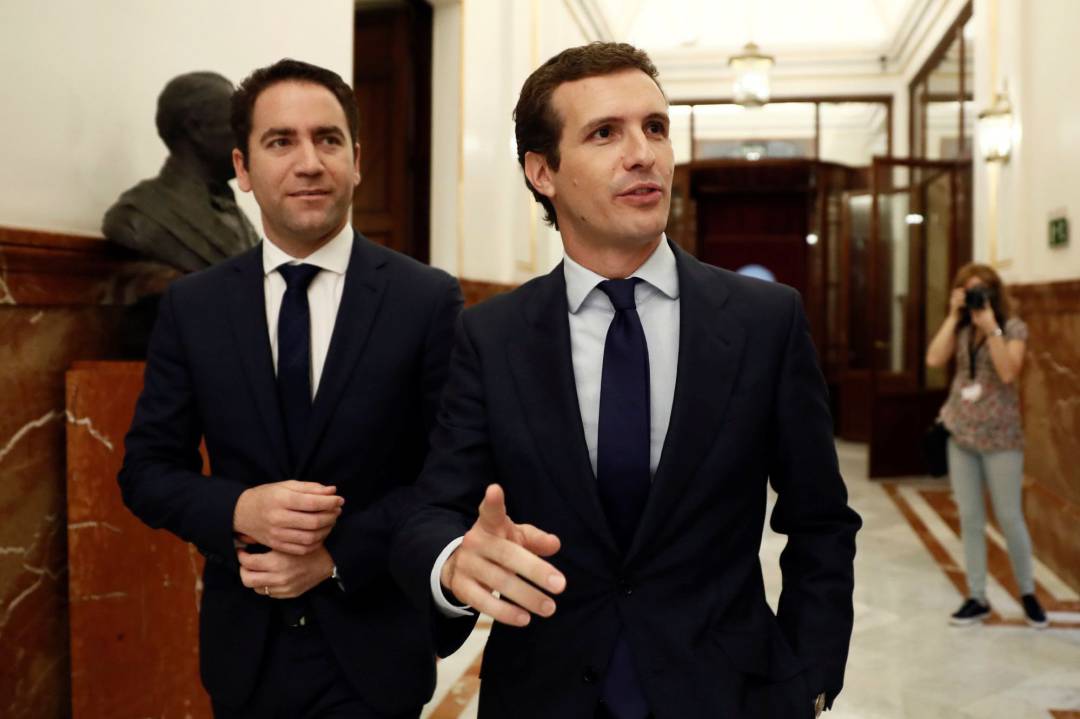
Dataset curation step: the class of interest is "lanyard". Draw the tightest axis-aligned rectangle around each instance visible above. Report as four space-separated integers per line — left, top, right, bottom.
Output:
968 333 986 380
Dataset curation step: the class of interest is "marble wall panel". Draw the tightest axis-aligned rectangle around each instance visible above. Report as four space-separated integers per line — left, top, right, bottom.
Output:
66 362 209 718
1012 280 1080 593
0 227 177 718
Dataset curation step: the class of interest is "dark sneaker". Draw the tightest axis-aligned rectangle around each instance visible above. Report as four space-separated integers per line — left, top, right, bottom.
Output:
949 598 991 626
1022 594 1049 628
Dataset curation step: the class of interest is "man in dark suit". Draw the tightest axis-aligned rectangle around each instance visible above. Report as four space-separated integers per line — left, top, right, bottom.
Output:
119 59 465 718
391 43 861 718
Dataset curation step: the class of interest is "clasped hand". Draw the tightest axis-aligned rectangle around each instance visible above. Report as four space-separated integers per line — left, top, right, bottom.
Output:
441 484 565 627
233 480 344 598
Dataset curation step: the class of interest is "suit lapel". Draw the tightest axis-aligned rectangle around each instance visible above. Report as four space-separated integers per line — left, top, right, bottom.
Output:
507 266 619 556
227 244 291 477
295 233 387 476
627 245 746 563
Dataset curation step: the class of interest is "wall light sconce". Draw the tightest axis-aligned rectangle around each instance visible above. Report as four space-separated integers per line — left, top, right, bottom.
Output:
729 42 774 107
977 88 1014 162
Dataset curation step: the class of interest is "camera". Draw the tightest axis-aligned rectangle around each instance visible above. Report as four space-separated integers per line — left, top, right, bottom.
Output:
964 286 992 310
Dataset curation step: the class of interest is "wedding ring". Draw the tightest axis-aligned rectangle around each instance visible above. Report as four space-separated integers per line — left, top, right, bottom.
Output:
264 586 272 597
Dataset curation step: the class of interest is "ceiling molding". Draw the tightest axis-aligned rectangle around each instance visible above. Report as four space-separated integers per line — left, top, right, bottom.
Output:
563 0 613 42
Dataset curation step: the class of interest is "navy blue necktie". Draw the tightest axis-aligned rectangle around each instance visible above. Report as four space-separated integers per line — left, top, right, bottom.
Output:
277 263 321 474
596 278 651 719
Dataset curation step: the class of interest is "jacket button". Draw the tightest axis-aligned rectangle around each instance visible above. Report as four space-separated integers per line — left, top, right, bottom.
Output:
618 579 633 596
582 667 597 684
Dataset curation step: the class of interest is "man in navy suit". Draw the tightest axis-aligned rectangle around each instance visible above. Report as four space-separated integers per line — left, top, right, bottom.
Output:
119 59 466 718
392 43 861 718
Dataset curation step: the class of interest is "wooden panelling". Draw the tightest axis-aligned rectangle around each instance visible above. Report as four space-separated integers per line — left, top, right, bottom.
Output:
352 2 432 263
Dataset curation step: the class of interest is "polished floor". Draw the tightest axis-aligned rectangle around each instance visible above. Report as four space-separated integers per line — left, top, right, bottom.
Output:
420 441 1080 719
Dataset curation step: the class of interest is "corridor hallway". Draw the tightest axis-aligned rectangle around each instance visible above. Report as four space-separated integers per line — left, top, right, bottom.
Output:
422 442 1080 719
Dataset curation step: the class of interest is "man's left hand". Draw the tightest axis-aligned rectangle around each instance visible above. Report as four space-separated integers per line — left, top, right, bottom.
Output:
238 544 334 599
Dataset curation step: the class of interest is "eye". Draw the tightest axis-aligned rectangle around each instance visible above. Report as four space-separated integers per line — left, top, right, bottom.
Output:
267 137 290 149
320 135 343 146
590 125 613 140
646 120 668 137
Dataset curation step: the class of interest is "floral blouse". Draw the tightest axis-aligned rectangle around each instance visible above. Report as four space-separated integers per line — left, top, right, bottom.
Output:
940 317 1028 453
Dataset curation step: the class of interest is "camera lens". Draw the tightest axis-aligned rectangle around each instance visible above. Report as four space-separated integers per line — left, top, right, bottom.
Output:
964 287 988 310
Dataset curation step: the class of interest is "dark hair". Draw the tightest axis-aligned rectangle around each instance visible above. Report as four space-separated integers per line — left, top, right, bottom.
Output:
513 42 663 228
230 59 359 167
951 262 1011 331
156 71 232 152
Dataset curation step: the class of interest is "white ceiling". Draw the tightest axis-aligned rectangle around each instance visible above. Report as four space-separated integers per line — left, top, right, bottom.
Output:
601 0 917 53
571 0 940 76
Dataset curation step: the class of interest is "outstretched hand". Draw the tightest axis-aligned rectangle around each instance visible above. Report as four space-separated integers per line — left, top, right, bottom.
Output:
440 484 564 626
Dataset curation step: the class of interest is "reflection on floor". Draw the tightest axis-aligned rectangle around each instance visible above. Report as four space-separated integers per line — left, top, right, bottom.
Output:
421 441 1080 719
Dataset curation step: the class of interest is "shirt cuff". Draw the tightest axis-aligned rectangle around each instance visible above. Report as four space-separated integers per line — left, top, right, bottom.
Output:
430 536 474 618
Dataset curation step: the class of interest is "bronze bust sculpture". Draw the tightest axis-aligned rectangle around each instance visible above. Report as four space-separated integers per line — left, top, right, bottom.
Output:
102 71 259 271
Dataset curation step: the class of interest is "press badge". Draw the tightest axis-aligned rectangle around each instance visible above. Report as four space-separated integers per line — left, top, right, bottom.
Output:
961 383 983 402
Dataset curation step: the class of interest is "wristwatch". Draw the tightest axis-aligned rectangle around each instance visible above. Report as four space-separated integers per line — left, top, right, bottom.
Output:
330 564 345 592
814 692 826 717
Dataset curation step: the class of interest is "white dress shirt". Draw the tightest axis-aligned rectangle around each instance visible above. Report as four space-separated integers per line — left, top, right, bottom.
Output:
262 225 353 396
431 236 682 615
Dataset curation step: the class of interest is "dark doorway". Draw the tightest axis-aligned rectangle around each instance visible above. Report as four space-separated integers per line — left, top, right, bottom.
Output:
352 1 432 262
692 161 812 297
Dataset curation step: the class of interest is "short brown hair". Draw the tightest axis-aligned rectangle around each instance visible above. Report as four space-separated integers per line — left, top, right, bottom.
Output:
951 262 1012 330
513 42 664 228
231 59 359 167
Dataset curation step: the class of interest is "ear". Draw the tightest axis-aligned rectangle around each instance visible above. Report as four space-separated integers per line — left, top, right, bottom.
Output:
353 142 362 185
232 148 252 192
523 151 556 200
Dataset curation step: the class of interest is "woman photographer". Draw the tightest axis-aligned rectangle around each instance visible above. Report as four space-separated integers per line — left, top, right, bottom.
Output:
926 263 1047 628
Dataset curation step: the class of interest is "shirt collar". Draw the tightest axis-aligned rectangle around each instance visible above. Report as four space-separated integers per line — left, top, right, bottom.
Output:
262 224 353 277
563 234 680 314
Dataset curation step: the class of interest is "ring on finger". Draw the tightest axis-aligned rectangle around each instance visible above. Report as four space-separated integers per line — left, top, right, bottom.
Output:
264 585 272 597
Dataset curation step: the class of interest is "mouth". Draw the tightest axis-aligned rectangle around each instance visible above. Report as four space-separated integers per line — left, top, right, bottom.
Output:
616 182 664 205
288 189 332 199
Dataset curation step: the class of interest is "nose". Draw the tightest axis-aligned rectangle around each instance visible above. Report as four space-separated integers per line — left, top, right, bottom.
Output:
294 139 323 176
623 127 656 171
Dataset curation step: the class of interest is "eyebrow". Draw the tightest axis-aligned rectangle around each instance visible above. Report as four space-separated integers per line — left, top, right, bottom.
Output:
257 125 347 144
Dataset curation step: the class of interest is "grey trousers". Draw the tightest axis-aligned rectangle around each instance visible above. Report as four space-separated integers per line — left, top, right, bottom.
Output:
947 438 1035 600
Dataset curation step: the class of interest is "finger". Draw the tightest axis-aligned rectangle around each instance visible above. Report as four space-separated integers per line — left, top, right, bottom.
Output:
239 567 276 589
477 484 509 533
269 527 330 550
236 533 258 545
459 554 556 617
282 481 340 495
237 550 262 569
273 509 339 532
451 575 531 627
271 541 322 556
463 530 565 594
517 524 561 558
284 492 345 513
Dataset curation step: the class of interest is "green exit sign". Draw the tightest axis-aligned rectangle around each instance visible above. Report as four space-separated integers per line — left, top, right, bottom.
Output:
1049 216 1069 248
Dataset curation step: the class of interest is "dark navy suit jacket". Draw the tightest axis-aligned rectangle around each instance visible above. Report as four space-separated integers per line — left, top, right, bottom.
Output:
120 232 469 713
392 242 861 718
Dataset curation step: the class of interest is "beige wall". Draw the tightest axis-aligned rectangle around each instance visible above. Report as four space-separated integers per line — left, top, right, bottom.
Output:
0 0 353 238
428 0 584 284
970 0 1080 283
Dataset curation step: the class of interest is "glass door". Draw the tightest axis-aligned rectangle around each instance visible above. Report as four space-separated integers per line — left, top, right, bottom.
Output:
867 158 971 477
